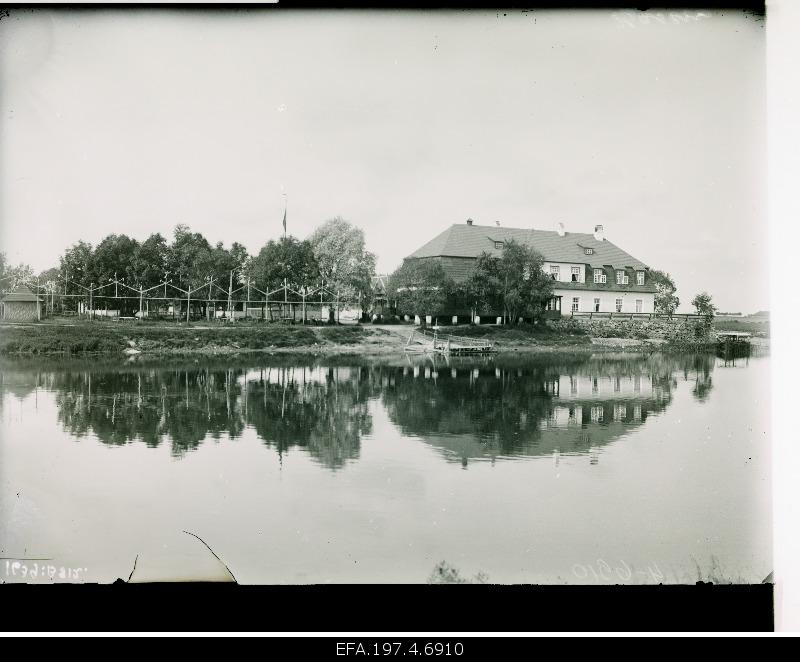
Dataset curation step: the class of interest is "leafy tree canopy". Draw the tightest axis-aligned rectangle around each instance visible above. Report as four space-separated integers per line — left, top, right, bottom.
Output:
650 269 680 315
466 240 552 322
691 291 717 318
309 217 376 306
388 258 452 322
247 236 320 293
0 252 35 293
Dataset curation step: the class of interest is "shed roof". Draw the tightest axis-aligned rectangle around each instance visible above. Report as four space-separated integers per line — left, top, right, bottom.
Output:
2 283 43 303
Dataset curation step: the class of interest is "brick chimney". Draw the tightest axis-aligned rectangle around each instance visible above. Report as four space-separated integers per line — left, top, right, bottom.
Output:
466 218 473 226
556 221 565 237
593 224 605 241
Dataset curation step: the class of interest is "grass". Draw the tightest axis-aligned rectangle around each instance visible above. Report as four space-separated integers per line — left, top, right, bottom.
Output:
0 322 369 355
317 326 368 345
713 317 770 336
441 323 591 345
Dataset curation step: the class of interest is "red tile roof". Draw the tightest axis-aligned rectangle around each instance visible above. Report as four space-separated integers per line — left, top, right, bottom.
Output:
407 223 651 271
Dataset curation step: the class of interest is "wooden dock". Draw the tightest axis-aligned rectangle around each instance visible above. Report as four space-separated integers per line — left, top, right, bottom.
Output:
716 331 752 360
405 328 496 355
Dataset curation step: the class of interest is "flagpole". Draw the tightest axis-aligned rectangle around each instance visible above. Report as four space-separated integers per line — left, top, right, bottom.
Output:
282 192 287 240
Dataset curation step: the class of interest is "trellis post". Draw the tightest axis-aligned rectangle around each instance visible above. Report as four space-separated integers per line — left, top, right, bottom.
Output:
228 270 233 321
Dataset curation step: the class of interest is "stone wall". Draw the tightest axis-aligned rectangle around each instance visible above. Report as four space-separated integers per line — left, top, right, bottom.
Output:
548 316 712 342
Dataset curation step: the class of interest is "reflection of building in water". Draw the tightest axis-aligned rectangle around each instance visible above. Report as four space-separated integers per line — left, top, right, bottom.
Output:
557 374 655 400
2 352 716 469
383 354 715 464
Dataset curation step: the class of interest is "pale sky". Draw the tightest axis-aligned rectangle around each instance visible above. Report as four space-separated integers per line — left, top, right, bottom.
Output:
0 8 765 313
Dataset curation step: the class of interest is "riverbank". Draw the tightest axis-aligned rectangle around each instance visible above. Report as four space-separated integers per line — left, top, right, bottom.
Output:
0 320 742 357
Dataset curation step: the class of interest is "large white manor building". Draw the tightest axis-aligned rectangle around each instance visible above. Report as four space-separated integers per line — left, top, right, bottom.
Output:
404 219 657 318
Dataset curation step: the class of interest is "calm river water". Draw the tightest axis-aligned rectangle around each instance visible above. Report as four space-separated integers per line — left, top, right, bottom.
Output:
0 350 770 584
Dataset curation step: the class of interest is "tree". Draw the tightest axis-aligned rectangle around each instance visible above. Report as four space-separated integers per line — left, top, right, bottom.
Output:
38 267 60 284
167 225 215 293
650 269 680 315
387 259 451 327
59 241 96 296
131 233 170 290
0 253 35 293
465 240 552 323
247 236 320 293
93 234 139 285
209 240 250 302
691 291 717 318
309 217 377 319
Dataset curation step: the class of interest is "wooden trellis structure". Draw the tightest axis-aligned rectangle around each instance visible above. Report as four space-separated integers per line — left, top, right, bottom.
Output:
13 275 344 324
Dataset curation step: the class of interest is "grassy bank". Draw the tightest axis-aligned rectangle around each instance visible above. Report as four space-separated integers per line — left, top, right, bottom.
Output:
0 319 728 357
0 322 383 356
440 323 592 348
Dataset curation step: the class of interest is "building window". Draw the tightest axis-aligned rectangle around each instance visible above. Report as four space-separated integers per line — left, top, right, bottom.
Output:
594 298 600 312
615 298 623 313
550 265 560 280
636 271 645 286
616 270 629 285
571 266 581 282
635 299 643 313
584 247 593 255
593 269 606 284
571 297 580 312
494 241 504 249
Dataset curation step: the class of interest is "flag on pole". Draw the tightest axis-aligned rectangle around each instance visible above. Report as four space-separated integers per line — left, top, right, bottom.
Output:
282 206 287 236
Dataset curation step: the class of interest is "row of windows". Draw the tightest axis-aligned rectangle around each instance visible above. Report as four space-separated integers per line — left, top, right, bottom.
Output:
571 297 644 313
548 265 645 285
494 241 594 255
595 269 645 285
496 242 595 256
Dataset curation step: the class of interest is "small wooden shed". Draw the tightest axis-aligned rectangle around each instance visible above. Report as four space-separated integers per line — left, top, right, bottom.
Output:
1 283 42 322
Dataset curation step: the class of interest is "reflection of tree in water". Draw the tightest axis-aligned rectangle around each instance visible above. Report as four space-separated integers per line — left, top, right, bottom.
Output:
381 353 717 463
643 352 714 403
0 367 57 408
4 352 717 467
52 369 246 456
245 366 377 469
383 362 555 456
36 363 377 468
687 354 714 402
